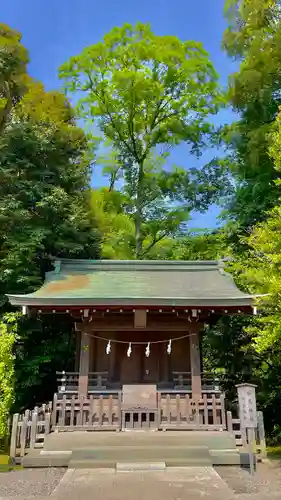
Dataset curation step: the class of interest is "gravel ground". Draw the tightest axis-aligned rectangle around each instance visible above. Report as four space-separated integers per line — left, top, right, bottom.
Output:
0 468 66 498
1 463 281 499
216 461 281 497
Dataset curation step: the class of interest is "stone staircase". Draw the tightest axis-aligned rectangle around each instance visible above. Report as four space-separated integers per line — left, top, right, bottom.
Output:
22 430 247 468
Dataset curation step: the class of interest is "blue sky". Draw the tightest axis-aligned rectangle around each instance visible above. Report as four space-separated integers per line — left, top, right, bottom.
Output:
2 0 236 229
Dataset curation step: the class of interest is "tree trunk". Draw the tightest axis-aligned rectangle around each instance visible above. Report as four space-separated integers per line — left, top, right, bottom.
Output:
135 161 144 259
135 210 142 259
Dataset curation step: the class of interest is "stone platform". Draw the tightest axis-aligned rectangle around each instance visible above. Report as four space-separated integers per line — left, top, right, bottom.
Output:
22 431 246 468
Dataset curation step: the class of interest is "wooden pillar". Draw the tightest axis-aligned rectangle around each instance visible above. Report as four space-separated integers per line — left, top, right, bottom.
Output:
109 333 116 382
78 330 90 396
161 341 170 385
189 324 202 397
74 331 81 372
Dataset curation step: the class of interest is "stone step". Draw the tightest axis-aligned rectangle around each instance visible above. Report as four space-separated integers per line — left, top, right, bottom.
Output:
68 457 213 469
210 449 241 466
22 453 71 468
68 459 116 469
21 447 243 468
44 430 236 452
70 445 213 466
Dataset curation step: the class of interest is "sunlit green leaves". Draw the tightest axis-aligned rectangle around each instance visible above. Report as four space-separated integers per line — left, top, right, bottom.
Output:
60 23 224 256
0 313 18 439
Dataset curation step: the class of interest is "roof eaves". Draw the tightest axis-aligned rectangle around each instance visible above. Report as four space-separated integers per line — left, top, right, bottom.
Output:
7 294 257 308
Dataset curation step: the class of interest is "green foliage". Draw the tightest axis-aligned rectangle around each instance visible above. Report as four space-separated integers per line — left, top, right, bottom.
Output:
170 230 229 260
238 205 281 353
0 24 100 410
61 23 226 257
222 0 281 234
13 314 76 411
0 24 29 134
216 1 281 437
90 188 135 259
0 108 100 298
203 315 260 405
0 314 18 439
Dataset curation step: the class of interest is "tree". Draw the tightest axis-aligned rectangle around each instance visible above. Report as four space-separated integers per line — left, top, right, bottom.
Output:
60 23 226 258
90 188 135 259
0 94 100 407
222 0 281 235
223 198 281 436
217 0 281 438
0 127 99 297
0 26 101 409
0 23 28 134
0 314 17 440
169 230 228 260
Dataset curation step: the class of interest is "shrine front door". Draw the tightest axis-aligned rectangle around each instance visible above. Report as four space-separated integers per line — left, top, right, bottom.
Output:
116 334 160 385
119 344 141 384
142 343 160 383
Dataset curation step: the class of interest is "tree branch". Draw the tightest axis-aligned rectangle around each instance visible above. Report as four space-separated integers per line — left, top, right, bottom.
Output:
141 231 169 256
85 72 135 159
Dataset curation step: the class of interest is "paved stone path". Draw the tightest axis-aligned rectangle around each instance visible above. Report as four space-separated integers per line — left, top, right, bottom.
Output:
50 467 234 500
1 464 281 500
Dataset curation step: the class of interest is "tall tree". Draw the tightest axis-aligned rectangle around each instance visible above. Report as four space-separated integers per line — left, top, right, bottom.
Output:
0 26 101 409
0 23 28 134
0 94 99 296
222 0 281 236
60 23 226 258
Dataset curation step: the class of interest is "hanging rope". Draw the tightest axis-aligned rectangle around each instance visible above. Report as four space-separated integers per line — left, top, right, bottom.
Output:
85 332 195 344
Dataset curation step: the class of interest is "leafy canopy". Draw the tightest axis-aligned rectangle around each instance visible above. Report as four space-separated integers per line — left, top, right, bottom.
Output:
61 22 220 158
0 25 101 410
61 23 225 257
0 23 29 134
222 0 281 233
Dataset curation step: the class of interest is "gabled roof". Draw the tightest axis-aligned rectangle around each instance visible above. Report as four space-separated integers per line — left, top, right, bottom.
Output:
7 259 255 308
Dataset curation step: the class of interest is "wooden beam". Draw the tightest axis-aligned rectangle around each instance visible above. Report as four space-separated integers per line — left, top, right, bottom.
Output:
189 324 202 397
78 330 90 396
77 320 200 333
134 309 147 328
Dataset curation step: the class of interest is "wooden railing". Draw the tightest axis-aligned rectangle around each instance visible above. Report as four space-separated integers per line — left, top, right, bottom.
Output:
227 410 267 458
53 392 226 431
57 372 222 394
9 390 267 459
158 392 226 430
52 393 121 430
172 372 221 392
10 403 52 459
56 371 108 393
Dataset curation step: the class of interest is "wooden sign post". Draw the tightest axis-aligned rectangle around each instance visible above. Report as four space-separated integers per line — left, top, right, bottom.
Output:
236 383 258 475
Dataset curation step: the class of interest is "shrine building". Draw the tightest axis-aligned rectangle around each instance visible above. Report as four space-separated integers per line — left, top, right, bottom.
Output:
8 259 255 433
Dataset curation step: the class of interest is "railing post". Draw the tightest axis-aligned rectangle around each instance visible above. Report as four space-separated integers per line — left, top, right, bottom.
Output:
117 391 122 431
20 416 28 457
157 392 162 429
10 413 19 460
189 324 202 397
30 412 38 450
257 411 267 458
227 411 234 436
220 394 226 429
78 330 90 396
52 393 58 429
45 412 51 436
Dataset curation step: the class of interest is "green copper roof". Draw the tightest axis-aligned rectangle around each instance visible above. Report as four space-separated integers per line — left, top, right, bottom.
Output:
7 259 255 308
